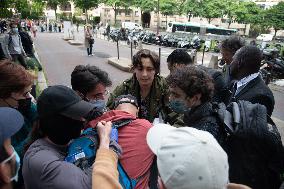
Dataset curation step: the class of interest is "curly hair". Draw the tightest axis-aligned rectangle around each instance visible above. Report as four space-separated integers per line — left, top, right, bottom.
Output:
221 36 246 54
132 49 160 74
71 65 112 95
167 49 193 67
166 66 214 103
0 60 35 99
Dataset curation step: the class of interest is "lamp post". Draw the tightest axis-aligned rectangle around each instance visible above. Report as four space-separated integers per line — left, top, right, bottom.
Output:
157 0 160 35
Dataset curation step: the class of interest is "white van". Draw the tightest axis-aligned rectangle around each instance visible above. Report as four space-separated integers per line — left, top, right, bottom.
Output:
256 34 274 42
121 22 143 30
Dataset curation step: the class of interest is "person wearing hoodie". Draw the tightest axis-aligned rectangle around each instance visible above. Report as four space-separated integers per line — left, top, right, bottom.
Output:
87 94 155 189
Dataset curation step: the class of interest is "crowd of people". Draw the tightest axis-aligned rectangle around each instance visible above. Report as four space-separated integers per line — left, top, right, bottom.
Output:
0 20 42 71
0 21 284 189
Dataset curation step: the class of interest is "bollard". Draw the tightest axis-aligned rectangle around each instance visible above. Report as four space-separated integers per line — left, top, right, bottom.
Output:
131 41 133 61
159 48 161 65
117 40 120 60
202 45 206 65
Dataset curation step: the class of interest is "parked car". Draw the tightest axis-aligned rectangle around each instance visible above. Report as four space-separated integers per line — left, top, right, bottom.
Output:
256 34 274 42
121 22 143 31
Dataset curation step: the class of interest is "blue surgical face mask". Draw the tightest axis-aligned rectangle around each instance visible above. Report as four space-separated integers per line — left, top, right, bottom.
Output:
12 28 18 33
169 99 189 114
1 146 20 182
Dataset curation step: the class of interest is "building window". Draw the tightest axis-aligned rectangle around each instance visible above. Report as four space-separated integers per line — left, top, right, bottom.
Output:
117 10 122 16
125 10 131 16
135 20 139 23
60 2 71 11
135 11 139 17
161 21 167 26
125 20 131 22
105 9 110 16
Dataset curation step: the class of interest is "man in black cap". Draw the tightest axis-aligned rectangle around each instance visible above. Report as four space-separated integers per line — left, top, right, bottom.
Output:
22 85 98 189
0 107 24 188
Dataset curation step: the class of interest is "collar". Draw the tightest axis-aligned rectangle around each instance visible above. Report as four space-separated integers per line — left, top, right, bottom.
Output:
235 72 259 95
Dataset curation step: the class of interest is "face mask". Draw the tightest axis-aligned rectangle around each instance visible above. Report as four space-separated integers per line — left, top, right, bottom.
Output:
169 99 188 114
1 146 20 182
84 99 107 121
44 115 84 145
12 28 18 33
17 98 31 113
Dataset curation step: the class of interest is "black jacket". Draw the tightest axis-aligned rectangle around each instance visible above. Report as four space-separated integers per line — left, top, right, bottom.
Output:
198 65 230 103
229 75 275 116
183 102 226 147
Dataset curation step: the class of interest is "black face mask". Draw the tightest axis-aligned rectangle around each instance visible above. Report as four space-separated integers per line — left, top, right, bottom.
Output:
17 98 32 113
41 115 84 145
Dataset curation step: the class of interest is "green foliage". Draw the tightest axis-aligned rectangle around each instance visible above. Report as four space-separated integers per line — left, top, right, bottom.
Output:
199 0 226 23
0 0 14 18
160 0 177 16
73 0 99 11
263 2 284 37
131 0 155 12
234 1 262 25
182 0 203 21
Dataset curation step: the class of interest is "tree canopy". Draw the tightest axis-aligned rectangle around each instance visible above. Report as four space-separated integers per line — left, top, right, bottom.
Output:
263 2 284 37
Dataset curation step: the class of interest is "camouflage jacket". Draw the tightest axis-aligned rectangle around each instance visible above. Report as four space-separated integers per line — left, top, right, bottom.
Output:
107 75 183 127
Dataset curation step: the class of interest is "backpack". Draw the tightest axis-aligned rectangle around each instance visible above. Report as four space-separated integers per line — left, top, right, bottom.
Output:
65 119 138 189
212 100 284 189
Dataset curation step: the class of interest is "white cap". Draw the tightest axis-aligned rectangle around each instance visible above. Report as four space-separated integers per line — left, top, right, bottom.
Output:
147 123 229 189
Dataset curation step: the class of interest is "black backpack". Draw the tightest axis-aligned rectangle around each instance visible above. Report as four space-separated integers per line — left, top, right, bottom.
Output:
213 100 284 189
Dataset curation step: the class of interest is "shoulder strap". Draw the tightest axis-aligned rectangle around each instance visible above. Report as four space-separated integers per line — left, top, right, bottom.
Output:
112 118 134 129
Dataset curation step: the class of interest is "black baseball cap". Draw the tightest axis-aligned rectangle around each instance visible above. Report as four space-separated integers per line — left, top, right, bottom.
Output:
114 94 139 109
37 85 96 120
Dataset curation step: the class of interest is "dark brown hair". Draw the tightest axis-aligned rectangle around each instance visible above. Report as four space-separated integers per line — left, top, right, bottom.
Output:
132 49 160 74
166 66 214 103
0 60 35 98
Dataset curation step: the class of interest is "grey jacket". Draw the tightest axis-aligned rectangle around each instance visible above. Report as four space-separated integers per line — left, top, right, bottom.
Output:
23 138 92 189
0 34 10 58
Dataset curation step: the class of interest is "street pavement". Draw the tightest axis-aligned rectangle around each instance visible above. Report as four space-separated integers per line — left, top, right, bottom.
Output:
34 30 284 143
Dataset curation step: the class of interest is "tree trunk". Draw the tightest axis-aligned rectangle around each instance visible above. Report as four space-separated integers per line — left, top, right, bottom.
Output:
54 7 57 21
166 15 168 28
85 9 88 24
274 28 278 38
228 19 231 29
114 3 117 25
188 12 192 22
208 18 212 24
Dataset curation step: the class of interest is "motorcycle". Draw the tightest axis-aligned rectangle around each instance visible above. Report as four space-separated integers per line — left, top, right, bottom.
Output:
127 31 139 48
260 48 284 84
190 36 202 50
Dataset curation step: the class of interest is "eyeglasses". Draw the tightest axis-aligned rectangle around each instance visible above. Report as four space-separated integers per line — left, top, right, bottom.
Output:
84 90 109 101
22 88 32 98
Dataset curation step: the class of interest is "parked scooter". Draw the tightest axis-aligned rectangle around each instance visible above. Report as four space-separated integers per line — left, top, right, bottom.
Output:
127 31 139 48
190 36 202 50
260 48 284 84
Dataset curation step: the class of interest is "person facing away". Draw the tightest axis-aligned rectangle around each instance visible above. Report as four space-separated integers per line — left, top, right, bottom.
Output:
107 49 181 126
220 36 246 86
167 49 229 103
0 107 24 189
22 85 98 189
146 123 251 189
228 45 275 116
4 22 28 69
88 94 155 189
71 64 112 103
